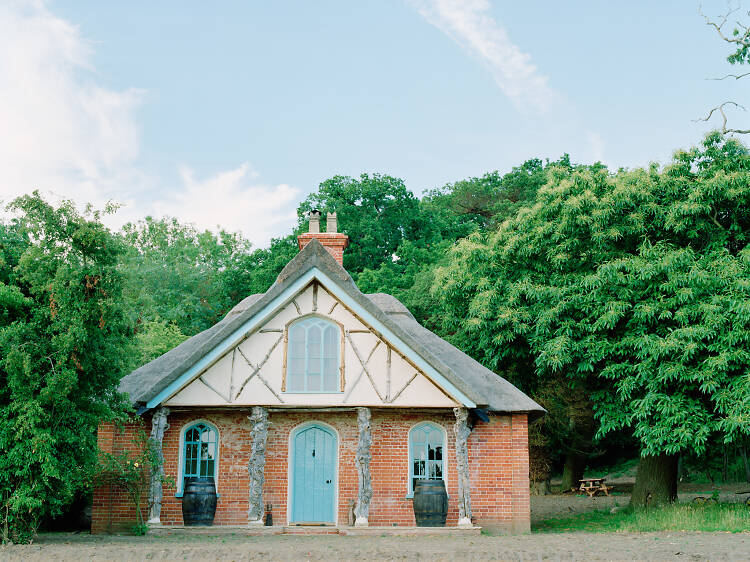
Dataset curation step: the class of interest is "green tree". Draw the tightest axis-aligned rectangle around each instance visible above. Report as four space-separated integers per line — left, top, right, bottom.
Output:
421 156 570 239
134 320 188 366
358 157 571 331
120 217 252 337
0 193 133 542
222 235 299 298
297 174 426 276
433 134 750 505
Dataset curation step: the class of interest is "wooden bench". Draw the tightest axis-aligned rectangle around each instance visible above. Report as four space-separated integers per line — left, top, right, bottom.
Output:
578 478 612 497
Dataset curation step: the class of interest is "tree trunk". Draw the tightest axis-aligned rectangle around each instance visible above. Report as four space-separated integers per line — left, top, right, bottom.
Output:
630 453 678 507
741 443 750 483
560 451 587 492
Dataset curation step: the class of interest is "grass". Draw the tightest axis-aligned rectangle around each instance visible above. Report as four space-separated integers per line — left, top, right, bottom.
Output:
534 502 750 533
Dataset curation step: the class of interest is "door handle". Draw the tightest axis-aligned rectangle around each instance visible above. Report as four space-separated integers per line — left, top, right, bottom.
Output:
326 480 332 484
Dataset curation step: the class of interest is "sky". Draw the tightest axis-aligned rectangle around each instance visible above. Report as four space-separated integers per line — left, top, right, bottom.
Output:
1 0 747 247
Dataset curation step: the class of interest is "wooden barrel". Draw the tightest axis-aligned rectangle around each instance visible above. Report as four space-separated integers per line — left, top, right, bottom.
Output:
412 479 448 527
181 477 217 526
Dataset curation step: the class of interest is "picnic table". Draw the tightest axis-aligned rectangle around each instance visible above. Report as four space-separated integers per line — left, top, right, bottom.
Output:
578 477 613 497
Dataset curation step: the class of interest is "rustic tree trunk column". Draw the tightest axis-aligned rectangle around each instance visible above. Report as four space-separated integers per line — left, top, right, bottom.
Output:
147 406 170 525
453 407 473 527
354 407 373 526
247 406 269 525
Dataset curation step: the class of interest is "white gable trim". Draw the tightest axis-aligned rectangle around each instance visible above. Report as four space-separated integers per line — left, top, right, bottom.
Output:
146 268 476 409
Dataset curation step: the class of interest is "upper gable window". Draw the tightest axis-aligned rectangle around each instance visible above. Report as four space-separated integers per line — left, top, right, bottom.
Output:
286 316 341 393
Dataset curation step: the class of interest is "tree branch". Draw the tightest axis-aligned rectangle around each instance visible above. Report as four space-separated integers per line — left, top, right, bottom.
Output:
694 101 750 135
708 70 750 81
710 210 726 231
700 4 750 47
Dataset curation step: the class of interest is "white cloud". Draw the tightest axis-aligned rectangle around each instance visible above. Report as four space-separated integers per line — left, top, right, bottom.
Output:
0 1 299 248
0 0 143 208
408 0 556 112
152 164 300 248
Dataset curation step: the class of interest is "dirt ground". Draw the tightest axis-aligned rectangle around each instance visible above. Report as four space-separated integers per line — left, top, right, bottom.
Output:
3 531 749 561
3 494 749 561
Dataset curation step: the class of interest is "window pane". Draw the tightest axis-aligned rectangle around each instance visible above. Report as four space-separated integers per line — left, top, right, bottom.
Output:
286 318 341 393
307 372 321 391
200 459 215 478
290 325 305 348
289 356 304 375
308 326 321 354
289 372 304 391
322 356 336 374
323 372 337 392
323 326 337 356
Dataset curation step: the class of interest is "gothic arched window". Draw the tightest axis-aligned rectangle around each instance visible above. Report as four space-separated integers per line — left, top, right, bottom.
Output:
285 316 341 392
409 422 445 495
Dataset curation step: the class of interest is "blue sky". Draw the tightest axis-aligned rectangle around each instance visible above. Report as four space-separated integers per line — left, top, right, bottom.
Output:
1 1 746 246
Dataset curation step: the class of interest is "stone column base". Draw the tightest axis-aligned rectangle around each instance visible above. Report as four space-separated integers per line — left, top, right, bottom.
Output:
248 519 265 526
354 517 369 527
457 517 473 528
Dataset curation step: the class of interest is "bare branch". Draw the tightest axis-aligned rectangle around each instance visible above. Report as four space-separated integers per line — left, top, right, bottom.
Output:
708 71 750 80
700 4 750 47
694 101 750 134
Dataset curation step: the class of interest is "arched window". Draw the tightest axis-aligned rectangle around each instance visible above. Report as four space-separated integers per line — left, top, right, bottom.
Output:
180 422 218 492
286 316 341 393
409 423 445 495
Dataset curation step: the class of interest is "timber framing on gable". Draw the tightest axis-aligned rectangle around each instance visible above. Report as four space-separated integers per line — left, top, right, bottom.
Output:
149 267 476 409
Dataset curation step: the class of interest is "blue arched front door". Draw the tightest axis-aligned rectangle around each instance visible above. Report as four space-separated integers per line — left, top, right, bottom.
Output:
291 425 337 523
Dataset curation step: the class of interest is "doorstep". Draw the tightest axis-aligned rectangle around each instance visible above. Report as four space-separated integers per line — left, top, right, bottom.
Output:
147 524 481 536
148 525 284 536
339 526 482 536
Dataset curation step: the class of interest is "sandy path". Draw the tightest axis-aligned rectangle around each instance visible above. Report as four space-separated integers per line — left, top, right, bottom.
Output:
3 531 750 561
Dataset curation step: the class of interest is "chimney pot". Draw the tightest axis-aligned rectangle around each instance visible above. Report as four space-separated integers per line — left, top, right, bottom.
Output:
297 210 349 266
326 212 338 233
308 210 321 233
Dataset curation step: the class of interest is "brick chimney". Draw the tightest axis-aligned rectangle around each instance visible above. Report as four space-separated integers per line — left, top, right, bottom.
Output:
297 210 349 266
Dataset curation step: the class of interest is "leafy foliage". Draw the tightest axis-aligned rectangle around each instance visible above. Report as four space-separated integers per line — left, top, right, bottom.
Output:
433 134 750 464
0 193 133 543
297 174 425 276
358 157 570 331
134 320 188 366
120 217 253 337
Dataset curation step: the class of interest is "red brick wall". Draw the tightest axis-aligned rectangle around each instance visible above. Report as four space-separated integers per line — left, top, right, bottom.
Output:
91 418 151 534
92 409 530 533
297 233 349 265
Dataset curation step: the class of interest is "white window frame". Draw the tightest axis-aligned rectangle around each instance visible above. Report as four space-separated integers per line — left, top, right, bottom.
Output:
175 419 221 498
283 314 344 393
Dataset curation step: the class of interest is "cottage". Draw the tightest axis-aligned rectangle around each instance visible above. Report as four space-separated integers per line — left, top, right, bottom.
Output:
92 212 544 534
